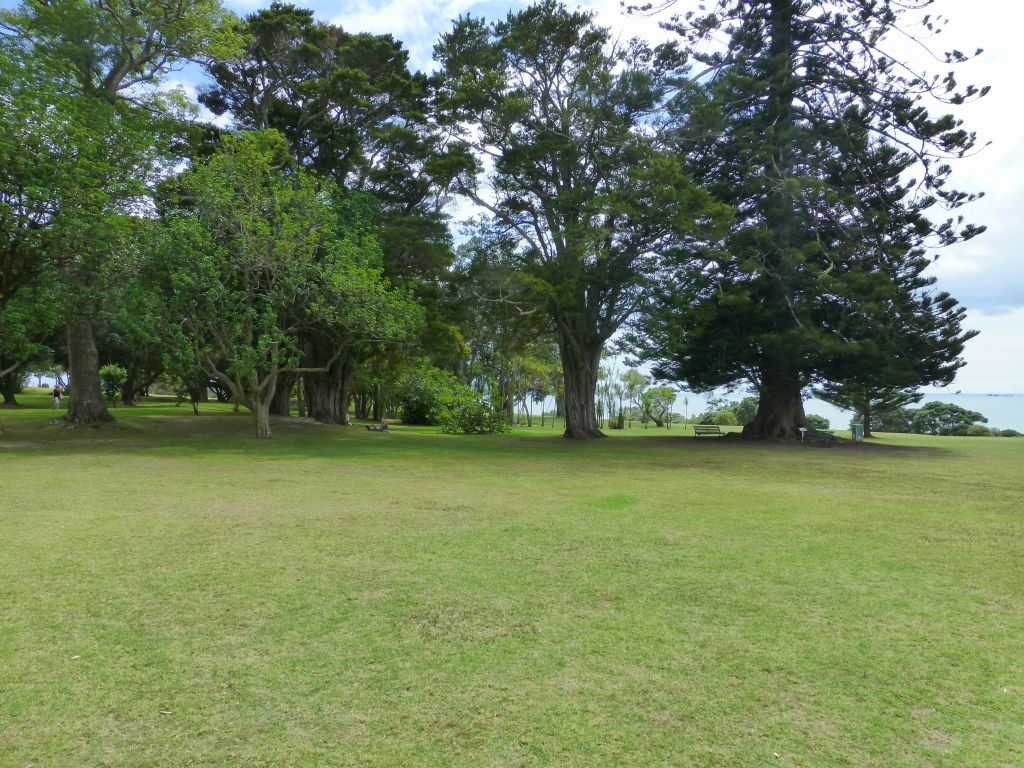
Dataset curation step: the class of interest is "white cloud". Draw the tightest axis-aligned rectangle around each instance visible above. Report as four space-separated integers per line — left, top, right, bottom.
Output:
329 0 494 71
948 308 1024 393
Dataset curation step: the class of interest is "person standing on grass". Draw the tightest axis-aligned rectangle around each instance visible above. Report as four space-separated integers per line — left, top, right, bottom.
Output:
52 386 62 410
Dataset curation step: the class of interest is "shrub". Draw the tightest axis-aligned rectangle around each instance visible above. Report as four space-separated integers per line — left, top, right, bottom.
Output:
396 366 459 425
806 414 830 430
432 388 509 434
397 365 507 434
997 429 1022 437
872 407 914 433
911 401 987 436
99 364 127 406
711 410 739 426
734 396 759 425
964 424 995 437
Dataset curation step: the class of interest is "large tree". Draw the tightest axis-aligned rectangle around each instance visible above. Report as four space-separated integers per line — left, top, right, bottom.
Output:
815 258 976 437
632 0 984 439
435 0 724 438
155 131 421 438
449 224 561 427
0 0 236 424
200 3 455 424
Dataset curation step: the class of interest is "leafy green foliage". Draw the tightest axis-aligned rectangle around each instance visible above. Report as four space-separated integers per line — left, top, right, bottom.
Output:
2 0 238 100
872 407 915 434
98 363 127 405
396 366 457 425
432 389 509 435
397 363 506 434
200 1 452 284
154 130 419 438
435 0 727 437
733 397 759 427
806 414 831 431
711 410 739 427
640 386 677 428
911 401 987 436
632 0 984 440
0 0 240 423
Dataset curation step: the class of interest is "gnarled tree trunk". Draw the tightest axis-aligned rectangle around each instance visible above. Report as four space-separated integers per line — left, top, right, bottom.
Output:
743 364 807 440
305 363 343 424
354 392 368 420
251 373 278 439
557 332 604 439
269 373 294 416
66 310 113 424
0 370 19 406
121 361 147 406
253 397 273 438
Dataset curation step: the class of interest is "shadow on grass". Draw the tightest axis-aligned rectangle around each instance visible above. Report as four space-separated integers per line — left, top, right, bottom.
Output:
0 401 943 467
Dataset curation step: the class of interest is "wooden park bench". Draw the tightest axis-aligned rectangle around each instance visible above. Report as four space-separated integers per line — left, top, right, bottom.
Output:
693 425 723 437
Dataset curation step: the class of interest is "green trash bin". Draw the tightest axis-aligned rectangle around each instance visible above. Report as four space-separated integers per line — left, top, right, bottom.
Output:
851 423 864 441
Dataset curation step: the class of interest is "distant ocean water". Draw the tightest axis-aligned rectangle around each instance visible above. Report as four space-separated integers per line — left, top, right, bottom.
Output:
805 392 1024 433
641 390 1024 433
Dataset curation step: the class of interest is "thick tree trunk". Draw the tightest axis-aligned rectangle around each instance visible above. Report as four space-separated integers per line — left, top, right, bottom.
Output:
0 371 19 405
497 373 514 427
558 335 604 439
66 311 113 423
252 375 278 439
121 362 153 407
269 374 294 416
862 404 874 438
253 398 273 439
742 365 807 440
121 365 139 406
338 362 354 426
295 377 306 418
354 392 368 420
305 364 344 424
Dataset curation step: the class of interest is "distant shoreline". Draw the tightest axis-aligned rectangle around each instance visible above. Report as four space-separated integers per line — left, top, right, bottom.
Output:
920 392 1024 397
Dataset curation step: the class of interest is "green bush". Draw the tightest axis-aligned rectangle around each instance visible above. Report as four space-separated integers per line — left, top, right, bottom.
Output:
963 424 995 437
806 414 830 430
99 364 127 405
432 388 509 434
397 365 507 434
397 367 458 425
872 407 914 433
711 410 739 426
997 429 1022 437
734 396 759 425
911 401 987 436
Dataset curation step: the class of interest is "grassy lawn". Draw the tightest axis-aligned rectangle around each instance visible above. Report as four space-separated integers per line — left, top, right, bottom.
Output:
1 389 1022 767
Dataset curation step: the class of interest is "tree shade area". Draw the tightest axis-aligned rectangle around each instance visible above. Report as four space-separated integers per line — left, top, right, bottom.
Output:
0 0 986 439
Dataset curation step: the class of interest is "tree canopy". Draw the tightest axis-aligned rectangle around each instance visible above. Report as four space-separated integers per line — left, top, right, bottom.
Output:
629 0 984 439
435 0 726 438
0 0 988 441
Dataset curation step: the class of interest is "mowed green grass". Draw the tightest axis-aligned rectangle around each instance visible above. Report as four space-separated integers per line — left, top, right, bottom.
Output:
1 390 1022 767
